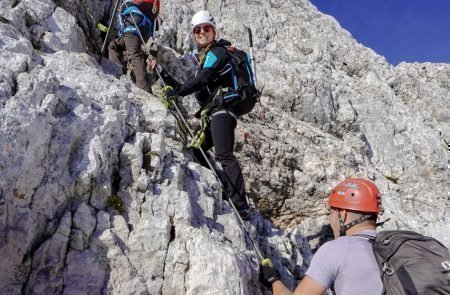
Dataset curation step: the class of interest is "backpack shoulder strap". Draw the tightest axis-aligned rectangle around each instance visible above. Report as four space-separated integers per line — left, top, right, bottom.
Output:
355 233 376 242
225 46 247 63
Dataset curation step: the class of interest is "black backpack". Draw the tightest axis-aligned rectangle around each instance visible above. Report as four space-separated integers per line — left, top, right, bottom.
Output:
360 230 450 294
222 46 261 116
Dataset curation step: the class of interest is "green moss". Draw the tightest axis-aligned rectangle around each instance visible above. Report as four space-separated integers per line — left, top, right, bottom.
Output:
106 194 125 214
13 188 25 199
34 48 43 56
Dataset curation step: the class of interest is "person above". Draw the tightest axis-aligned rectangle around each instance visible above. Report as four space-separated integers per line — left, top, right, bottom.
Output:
260 178 384 295
108 0 159 93
160 10 252 219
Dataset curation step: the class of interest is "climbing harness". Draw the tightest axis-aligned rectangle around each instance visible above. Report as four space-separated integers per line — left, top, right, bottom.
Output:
117 2 154 39
121 1 156 49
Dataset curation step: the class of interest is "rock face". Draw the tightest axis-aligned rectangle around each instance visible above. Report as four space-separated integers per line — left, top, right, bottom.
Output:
0 0 448 294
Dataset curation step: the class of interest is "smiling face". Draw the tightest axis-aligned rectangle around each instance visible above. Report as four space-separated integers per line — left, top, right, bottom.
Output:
193 24 216 49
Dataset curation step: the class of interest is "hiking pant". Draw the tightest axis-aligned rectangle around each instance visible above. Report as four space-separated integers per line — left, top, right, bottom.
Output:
193 111 249 210
108 34 152 93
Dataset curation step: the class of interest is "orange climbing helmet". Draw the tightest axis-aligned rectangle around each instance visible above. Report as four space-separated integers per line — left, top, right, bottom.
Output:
328 178 382 213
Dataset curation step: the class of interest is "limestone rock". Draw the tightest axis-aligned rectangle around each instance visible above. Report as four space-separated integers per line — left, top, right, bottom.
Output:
39 7 88 53
25 211 72 294
0 0 448 294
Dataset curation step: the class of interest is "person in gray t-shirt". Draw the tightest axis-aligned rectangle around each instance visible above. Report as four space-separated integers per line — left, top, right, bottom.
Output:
259 178 384 295
305 229 382 295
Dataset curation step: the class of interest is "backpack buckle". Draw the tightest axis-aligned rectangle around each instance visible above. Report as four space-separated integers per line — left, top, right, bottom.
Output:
442 261 450 272
383 263 394 276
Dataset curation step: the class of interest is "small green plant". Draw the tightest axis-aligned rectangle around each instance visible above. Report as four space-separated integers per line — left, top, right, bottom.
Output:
106 194 125 214
13 188 25 199
34 48 43 56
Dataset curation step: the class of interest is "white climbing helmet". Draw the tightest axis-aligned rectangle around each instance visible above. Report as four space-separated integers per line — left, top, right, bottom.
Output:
190 10 216 32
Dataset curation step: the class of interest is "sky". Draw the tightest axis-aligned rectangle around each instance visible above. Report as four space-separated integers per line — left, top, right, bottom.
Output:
309 0 450 65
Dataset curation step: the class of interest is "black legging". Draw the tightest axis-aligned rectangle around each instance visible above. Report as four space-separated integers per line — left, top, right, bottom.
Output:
193 112 249 210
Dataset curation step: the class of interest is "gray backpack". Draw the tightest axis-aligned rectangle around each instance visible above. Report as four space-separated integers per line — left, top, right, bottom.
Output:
360 230 450 294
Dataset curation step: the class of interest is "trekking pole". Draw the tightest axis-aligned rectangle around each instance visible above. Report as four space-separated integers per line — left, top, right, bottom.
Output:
244 25 265 121
245 26 257 86
99 0 121 64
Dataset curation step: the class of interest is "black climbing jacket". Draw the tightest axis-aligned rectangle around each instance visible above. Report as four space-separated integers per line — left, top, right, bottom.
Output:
176 40 238 108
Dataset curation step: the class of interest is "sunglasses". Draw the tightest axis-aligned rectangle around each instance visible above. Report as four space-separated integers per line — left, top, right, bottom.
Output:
193 24 213 35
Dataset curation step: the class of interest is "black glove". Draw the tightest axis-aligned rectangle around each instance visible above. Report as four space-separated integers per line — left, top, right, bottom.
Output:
165 88 178 99
157 66 183 91
160 86 179 108
259 258 281 288
161 85 177 99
